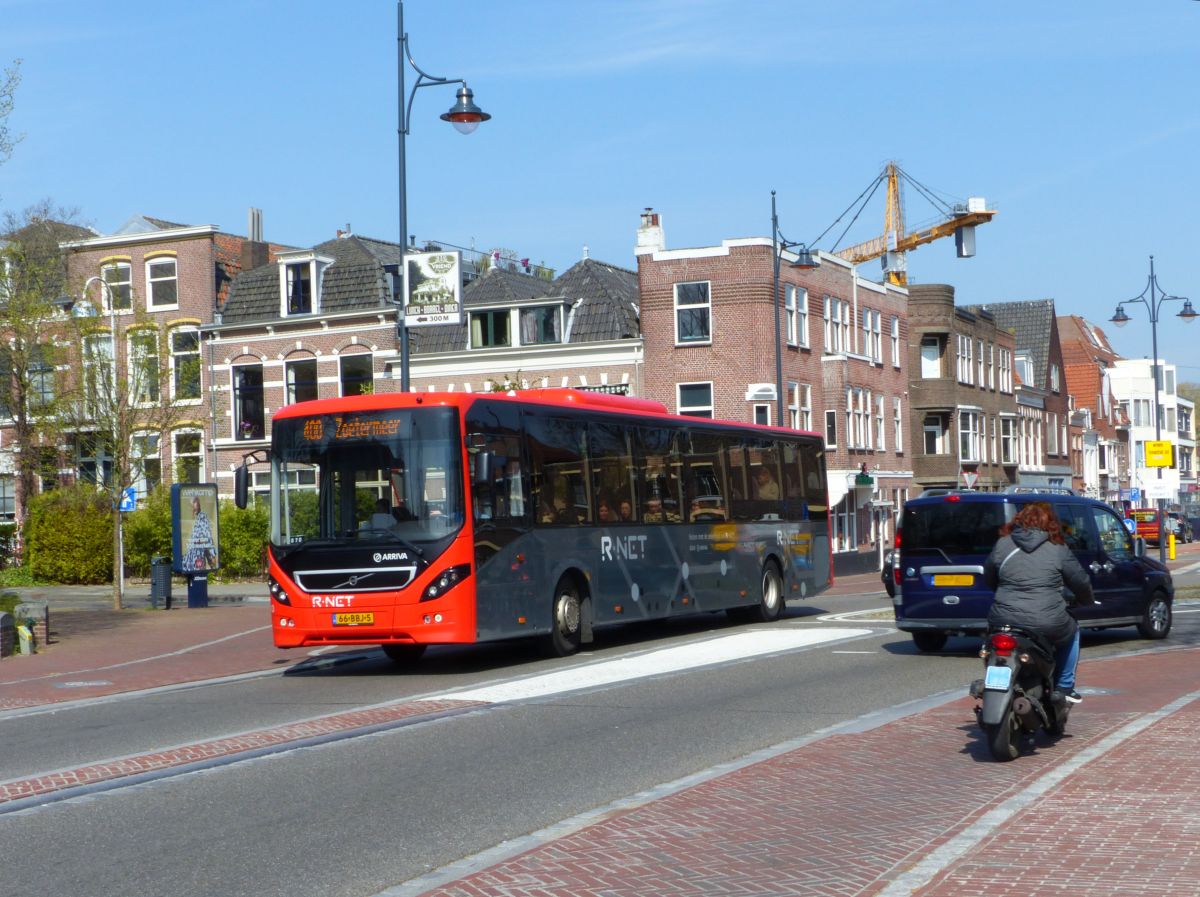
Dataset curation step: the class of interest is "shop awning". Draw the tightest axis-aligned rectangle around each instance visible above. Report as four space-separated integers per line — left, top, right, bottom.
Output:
826 470 851 509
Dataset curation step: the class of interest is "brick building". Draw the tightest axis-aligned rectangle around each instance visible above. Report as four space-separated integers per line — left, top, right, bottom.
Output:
51 214 287 509
905 284 1018 493
634 209 912 574
965 299 1073 490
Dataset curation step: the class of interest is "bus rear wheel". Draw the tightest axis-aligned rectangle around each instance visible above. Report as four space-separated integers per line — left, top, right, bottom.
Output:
731 561 785 624
547 578 583 657
382 643 427 665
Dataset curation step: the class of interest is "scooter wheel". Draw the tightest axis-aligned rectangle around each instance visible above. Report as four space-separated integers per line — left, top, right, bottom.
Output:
984 716 1020 761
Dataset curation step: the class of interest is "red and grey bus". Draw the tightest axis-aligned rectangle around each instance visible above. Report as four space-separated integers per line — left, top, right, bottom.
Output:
234 388 831 661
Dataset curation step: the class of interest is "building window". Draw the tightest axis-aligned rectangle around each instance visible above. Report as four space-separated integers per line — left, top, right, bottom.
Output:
957 334 974 384
470 310 510 348
825 409 838 448
786 286 809 347
76 433 113 487
83 333 113 416
875 395 886 450
286 358 318 404
987 343 995 389
893 397 903 453
129 330 160 405
921 335 941 378
339 354 373 396
785 286 798 346
29 348 54 409
1015 354 1034 386
1047 412 1059 454
753 403 770 426
1001 417 1017 464
146 257 178 308
101 262 132 310
174 430 203 483
998 348 1013 392
790 382 812 431
677 381 713 418
519 305 562 345
132 432 161 499
674 282 711 345
923 414 945 455
0 475 13 520
959 410 982 462
169 328 201 401
286 262 312 315
976 339 985 387
891 316 901 366
1050 363 1061 392
824 296 851 354
233 363 264 440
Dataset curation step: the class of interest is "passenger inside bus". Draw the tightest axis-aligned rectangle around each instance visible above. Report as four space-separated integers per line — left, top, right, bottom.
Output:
597 497 617 523
362 498 396 531
619 499 634 522
753 465 779 500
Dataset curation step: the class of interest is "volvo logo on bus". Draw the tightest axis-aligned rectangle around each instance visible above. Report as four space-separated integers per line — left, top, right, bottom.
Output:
373 551 411 563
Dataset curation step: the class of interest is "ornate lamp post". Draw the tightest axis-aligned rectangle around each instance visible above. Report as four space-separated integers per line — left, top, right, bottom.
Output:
770 191 818 426
395 0 490 391
1109 255 1197 562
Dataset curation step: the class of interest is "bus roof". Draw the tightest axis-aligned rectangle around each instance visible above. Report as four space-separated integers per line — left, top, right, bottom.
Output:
272 388 822 439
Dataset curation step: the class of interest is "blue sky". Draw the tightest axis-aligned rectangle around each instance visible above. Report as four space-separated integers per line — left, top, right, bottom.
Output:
3 1 1199 379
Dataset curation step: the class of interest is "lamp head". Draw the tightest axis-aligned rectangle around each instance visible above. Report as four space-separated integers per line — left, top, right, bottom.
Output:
1178 299 1198 323
789 246 819 271
1110 305 1132 327
441 85 490 135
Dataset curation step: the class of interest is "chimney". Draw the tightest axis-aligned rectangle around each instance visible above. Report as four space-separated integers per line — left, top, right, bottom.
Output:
241 207 269 270
635 207 664 256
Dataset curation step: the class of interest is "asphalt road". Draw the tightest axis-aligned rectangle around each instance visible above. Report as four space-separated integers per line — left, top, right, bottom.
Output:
3 596 1197 897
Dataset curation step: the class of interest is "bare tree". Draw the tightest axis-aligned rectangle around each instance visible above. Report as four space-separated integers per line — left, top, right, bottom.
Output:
55 276 194 610
0 202 90 533
1 60 22 170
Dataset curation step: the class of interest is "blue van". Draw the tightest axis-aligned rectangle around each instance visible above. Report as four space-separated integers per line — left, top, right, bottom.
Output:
894 488 1174 652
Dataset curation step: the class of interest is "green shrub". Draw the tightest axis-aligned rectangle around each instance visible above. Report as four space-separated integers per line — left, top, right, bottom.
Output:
123 486 173 578
215 500 269 581
26 486 113 584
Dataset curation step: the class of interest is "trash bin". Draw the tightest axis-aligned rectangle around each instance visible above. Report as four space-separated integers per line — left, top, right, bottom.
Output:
151 556 173 609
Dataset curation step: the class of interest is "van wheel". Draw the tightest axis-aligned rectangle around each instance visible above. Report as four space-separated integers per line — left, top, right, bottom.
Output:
1137 592 1172 639
912 632 947 653
382 643 427 665
546 577 583 657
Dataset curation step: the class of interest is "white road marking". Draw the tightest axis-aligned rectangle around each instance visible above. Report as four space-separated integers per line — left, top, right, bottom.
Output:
448 628 870 704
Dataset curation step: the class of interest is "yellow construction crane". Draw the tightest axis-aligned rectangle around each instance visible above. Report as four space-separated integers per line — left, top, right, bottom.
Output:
826 162 996 286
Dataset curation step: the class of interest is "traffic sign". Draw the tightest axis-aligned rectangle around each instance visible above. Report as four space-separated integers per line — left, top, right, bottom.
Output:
1145 441 1174 468
1123 517 1137 535
1130 488 1141 502
119 487 137 512
961 470 979 489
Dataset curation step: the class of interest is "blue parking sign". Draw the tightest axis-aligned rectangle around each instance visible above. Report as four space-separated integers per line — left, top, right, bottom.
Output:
1130 487 1141 502
119 486 137 512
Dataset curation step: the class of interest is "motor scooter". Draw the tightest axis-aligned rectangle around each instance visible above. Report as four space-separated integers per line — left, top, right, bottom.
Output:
969 625 1069 761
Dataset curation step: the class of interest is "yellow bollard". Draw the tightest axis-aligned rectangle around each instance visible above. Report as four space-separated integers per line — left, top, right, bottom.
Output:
1169 532 1177 561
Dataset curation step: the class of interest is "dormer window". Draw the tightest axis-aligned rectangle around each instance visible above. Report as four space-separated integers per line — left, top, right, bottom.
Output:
469 302 566 350
277 252 332 317
519 305 562 344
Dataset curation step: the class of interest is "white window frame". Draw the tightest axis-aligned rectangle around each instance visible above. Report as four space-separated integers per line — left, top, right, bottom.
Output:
923 414 945 455
785 286 798 347
893 397 903 453
799 383 812 431
100 261 133 311
677 381 714 418
128 328 160 406
145 256 178 310
277 252 332 317
169 327 201 403
673 281 712 346
173 428 204 483
890 316 900 367
921 335 941 378
958 409 982 463
825 409 838 448
999 348 1013 393
875 394 886 450
824 296 851 354
285 357 319 405
976 338 985 387
796 287 809 348
1000 416 1017 464
131 430 162 500
753 403 771 426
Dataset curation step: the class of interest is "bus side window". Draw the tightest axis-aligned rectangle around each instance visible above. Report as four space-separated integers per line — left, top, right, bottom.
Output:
526 413 588 527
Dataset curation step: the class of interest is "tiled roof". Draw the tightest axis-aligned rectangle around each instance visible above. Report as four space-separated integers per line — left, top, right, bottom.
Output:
221 235 396 324
965 299 1055 390
412 257 640 355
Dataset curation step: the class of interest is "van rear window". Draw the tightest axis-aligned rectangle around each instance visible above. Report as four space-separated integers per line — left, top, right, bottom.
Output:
902 502 1007 555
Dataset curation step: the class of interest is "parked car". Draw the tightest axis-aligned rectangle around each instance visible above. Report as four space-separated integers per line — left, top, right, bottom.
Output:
1167 512 1194 544
893 489 1174 652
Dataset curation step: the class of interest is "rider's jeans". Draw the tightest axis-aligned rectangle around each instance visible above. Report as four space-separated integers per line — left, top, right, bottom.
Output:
1054 629 1081 691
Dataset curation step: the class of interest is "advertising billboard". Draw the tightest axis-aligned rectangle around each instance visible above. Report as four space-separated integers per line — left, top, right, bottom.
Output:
172 483 220 575
403 250 462 327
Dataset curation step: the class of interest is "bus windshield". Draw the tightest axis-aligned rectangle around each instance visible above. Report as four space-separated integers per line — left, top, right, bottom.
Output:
268 406 462 549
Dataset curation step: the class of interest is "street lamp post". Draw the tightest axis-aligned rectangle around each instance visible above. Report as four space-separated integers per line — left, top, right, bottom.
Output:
57 275 125 609
1109 255 1197 563
396 0 490 391
770 191 818 427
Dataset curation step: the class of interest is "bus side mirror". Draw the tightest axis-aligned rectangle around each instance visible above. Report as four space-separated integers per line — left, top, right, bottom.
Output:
474 450 494 486
234 465 249 509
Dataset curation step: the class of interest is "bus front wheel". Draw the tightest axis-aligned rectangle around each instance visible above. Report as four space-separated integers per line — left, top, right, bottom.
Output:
547 578 583 657
382 643 427 665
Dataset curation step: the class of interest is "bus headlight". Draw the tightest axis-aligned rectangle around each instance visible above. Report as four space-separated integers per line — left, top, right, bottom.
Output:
269 576 291 606
421 564 471 602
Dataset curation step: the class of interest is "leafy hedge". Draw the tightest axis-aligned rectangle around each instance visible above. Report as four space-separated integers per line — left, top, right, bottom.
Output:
24 486 270 585
26 486 113 584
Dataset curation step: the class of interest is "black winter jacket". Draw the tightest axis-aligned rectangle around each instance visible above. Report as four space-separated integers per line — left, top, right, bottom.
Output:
983 526 1093 644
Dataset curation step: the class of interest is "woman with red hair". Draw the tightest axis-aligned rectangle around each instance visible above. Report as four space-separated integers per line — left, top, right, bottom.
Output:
984 502 1094 703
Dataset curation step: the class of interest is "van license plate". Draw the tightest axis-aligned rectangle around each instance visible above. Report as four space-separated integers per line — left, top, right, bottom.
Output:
984 666 1012 690
333 612 374 626
934 574 973 586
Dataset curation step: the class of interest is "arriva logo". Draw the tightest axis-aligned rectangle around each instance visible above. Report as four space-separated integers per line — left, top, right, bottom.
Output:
373 551 410 563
